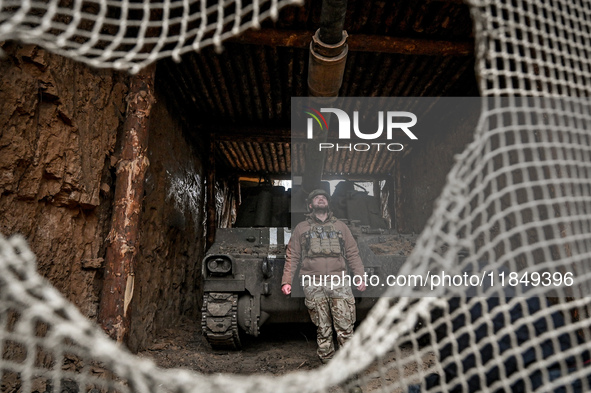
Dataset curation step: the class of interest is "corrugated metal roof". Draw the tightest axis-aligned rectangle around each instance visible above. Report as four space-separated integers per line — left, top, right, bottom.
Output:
157 0 478 178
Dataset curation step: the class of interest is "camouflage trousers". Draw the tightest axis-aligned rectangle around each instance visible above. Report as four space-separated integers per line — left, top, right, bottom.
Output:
303 282 356 363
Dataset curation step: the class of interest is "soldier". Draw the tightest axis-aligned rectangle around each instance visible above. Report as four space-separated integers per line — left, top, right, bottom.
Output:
281 188 367 364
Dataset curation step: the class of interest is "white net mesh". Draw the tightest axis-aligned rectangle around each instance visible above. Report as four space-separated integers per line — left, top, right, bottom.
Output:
2 0 591 392
0 0 302 73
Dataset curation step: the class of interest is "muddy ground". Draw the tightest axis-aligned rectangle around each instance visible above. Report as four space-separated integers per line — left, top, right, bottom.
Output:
136 316 436 393
137 317 323 375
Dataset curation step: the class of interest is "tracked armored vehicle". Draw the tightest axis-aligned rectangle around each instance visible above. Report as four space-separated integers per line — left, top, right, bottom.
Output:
201 180 415 349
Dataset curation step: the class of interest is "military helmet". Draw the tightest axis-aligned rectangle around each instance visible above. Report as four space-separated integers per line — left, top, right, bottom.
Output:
308 188 330 202
307 188 330 212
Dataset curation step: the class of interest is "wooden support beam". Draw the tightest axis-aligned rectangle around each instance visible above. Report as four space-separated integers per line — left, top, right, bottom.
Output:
98 64 156 344
227 29 473 56
204 125 414 144
348 34 473 56
223 170 390 181
206 134 217 250
212 127 292 143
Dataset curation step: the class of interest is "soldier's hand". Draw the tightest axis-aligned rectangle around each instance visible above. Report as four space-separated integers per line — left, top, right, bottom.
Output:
357 282 367 292
282 284 292 295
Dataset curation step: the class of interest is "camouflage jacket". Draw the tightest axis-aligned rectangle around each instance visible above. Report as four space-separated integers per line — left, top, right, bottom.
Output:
281 212 365 286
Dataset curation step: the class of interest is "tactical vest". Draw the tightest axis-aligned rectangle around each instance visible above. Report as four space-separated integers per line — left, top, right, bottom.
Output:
302 217 344 258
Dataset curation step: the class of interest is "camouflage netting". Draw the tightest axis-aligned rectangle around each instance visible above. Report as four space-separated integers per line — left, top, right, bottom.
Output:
0 0 303 73
2 0 591 392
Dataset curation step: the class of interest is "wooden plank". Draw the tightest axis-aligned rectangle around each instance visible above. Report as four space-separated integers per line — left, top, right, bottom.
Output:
227 29 473 56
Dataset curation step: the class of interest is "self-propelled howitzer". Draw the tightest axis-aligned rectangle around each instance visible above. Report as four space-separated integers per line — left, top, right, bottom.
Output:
200 182 414 349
